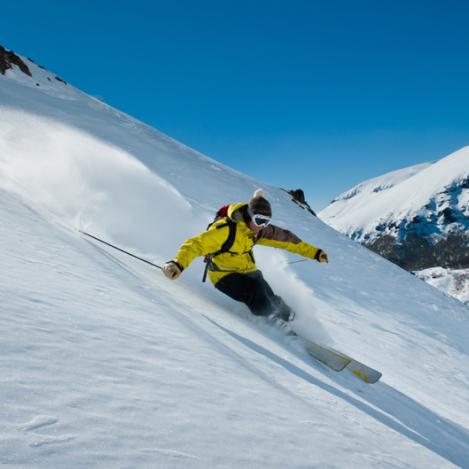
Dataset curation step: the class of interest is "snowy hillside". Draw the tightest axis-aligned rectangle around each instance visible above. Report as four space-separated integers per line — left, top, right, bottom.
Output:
1 47 469 468
328 161 435 209
320 151 469 306
415 267 469 306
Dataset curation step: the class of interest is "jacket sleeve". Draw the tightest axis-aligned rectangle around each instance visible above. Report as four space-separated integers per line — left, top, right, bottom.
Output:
256 224 320 260
173 225 230 270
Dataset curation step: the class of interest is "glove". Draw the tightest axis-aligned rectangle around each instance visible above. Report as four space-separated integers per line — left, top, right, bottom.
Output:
162 261 183 280
314 249 329 264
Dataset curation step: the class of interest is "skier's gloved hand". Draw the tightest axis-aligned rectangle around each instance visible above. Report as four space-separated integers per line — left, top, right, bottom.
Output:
314 249 329 263
162 261 183 280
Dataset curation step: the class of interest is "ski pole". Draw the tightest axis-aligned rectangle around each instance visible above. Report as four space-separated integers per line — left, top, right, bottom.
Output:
78 230 163 270
285 259 307 265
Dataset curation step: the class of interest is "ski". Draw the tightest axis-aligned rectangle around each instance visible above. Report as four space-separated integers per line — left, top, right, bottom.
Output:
304 340 351 371
345 359 382 384
302 339 382 384
274 322 382 384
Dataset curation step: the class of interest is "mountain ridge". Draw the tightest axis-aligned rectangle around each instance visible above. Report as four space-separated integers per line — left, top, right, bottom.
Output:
320 148 469 304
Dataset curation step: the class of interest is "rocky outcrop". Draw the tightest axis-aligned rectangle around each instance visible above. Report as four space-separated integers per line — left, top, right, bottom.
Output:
0 45 31 77
366 233 469 271
285 189 317 216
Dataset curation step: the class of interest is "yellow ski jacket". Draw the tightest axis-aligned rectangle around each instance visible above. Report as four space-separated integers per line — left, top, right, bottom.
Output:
173 202 322 285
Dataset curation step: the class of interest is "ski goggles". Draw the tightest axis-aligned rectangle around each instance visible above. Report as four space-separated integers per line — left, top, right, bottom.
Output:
250 212 271 227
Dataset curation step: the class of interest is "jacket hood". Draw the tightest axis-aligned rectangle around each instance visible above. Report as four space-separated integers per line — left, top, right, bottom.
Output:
227 202 249 222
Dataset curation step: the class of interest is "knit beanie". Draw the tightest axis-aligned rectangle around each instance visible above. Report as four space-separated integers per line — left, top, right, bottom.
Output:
249 189 272 217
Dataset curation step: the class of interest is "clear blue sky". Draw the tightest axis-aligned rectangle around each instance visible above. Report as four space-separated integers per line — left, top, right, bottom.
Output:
2 0 469 209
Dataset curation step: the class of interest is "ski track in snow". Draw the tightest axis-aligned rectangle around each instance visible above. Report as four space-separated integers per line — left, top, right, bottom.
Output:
17 415 59 432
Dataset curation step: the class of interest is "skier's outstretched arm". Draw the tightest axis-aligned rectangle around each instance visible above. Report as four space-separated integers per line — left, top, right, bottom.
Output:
256 225 328 263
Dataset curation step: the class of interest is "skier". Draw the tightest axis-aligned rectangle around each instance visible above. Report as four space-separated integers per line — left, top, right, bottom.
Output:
162 189 329 323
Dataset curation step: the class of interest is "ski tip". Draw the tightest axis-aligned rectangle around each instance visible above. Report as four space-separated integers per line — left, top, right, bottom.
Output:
351 368 382 384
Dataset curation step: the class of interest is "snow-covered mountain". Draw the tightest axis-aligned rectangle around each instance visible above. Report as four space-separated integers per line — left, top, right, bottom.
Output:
1 46 469 468
320 151 469 305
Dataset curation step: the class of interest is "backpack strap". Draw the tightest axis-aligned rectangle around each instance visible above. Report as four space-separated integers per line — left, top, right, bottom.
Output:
212 219 236 256
202 219 237 282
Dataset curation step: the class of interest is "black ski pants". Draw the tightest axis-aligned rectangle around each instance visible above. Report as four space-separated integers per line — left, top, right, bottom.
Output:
214 270 294 321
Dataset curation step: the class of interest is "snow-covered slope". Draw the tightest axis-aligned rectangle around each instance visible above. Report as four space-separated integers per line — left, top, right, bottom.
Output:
1 48 469 468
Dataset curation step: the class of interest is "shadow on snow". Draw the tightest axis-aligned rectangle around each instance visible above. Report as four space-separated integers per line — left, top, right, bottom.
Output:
205 316 469 469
